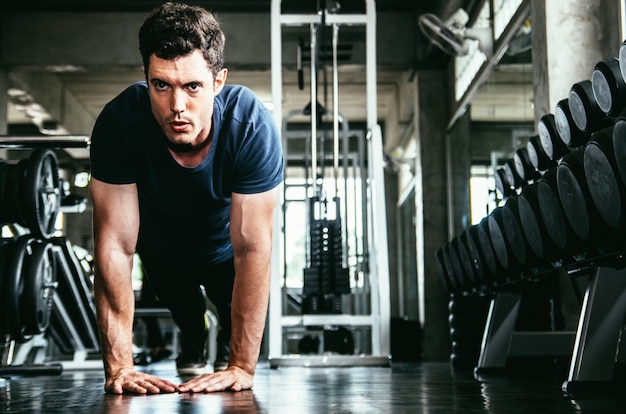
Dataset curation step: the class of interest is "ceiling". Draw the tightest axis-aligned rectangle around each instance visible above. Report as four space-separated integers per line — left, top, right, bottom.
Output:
1 0 533 161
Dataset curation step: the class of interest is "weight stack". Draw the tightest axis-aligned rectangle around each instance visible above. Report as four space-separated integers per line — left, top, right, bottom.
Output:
302 197 350 314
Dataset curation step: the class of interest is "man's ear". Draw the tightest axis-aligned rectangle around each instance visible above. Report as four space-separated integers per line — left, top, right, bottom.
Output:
214 68 228 94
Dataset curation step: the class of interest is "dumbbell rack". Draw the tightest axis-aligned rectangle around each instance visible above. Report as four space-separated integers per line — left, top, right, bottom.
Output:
0 135 98 376
472 252 626 395
440 38 626 395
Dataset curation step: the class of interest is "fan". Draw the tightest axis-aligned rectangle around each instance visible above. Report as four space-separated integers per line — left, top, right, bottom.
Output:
418 9 492 57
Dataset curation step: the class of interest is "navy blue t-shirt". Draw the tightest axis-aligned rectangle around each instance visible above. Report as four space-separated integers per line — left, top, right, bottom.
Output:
90 82 284 267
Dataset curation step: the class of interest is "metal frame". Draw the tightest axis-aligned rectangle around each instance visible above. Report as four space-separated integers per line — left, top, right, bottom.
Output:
269 0 391 367
474 265 626 395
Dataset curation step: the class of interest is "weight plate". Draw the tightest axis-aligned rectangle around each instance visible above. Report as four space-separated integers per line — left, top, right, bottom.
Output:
446 242 466 292
488 207 511 271
465 225 493 286
21 240 56 335
3 235 35 343
438 245 458 293
502 197 529 266
584 133 623 230
613 118 626 188
476 216 499 279
557 151 592 243
518 183 556 261
24 149 61 239
537 169 569 253
451 236 472 289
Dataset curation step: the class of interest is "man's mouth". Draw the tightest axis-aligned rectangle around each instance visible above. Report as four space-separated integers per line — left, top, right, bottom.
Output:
170 121 189 132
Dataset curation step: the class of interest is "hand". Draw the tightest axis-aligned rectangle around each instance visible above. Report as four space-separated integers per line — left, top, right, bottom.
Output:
105 367 179 394
178 366 253 393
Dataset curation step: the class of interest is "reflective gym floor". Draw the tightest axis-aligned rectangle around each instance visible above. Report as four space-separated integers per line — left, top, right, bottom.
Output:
2 360 626 413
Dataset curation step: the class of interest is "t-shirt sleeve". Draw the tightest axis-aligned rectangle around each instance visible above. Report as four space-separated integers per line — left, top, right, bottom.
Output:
231 107 284 194
89 104 137 184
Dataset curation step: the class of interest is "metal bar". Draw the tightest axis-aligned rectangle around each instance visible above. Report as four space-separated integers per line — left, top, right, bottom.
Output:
365 0 377 128
269 355 390 368
310 23 318 198
269 0 284 362
368 125 391 356
565 265 626 383
0 135 90 148
332 23 340 198
279 14 369 26
281 314 379 326
476 292 522 370
508 331 575 357
447 0 530 132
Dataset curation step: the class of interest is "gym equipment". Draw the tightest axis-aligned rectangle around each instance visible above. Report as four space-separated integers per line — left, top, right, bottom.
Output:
619 39 626 83
556 147 617 250
0 149 62 239
302 197 350 314
494 167 515 198
569 80 606 135
488 206 522 275
448 236 472 292
462 224 496 288
441 46 626 395
0 135 92 375
2 236 57 343
501 196 539 269
591 58 626 116
513 147 538 184
554 99 589 149
503 159 524 190
538 114 569 161
527 135 556 172
457 229 482 289
269 0 390 367
436 244 459 294
536 168 584 257
23 149 62 240
611 115 626 187
583 127 626 231
517 183 561 263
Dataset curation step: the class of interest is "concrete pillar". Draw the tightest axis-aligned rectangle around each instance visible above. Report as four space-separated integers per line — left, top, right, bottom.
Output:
531 0 622 122
417 69 457 361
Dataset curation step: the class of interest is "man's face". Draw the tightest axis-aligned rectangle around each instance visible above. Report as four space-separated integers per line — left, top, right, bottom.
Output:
147 50 227 147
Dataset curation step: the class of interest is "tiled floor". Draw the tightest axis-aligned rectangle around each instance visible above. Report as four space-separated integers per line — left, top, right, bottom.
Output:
1 360 625 413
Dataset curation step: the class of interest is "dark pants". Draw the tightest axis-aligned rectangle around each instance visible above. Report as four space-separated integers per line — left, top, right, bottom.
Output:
137 275 166 349
139 253 235 351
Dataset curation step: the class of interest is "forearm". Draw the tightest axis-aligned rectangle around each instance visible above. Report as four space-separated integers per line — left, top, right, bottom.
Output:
229 250 271 376
93 253 136 379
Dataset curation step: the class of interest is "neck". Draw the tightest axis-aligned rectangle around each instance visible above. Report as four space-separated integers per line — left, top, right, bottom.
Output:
167 135 213 168
166 140 195 153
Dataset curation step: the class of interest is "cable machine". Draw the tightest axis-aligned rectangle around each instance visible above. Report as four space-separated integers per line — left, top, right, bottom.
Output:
268 0 391 367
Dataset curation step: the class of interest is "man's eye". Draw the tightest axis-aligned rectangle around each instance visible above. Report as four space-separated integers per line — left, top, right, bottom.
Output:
188 83 200 91
154 82 169 90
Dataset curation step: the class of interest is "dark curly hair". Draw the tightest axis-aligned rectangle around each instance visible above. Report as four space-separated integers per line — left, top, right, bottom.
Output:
139 2 225 79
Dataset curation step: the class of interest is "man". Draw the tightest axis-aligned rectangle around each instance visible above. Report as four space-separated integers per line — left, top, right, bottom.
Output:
89 2 283 394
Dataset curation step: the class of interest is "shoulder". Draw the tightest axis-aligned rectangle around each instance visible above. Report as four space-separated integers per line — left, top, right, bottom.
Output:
103 81 150 115
216 84 267 117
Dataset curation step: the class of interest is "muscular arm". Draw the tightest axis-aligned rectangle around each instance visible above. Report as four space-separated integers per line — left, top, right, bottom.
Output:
178 185 280 393
90 178 177 394
228 186 280 375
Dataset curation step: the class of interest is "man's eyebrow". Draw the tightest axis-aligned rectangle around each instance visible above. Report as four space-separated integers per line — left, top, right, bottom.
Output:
149 77 170 85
